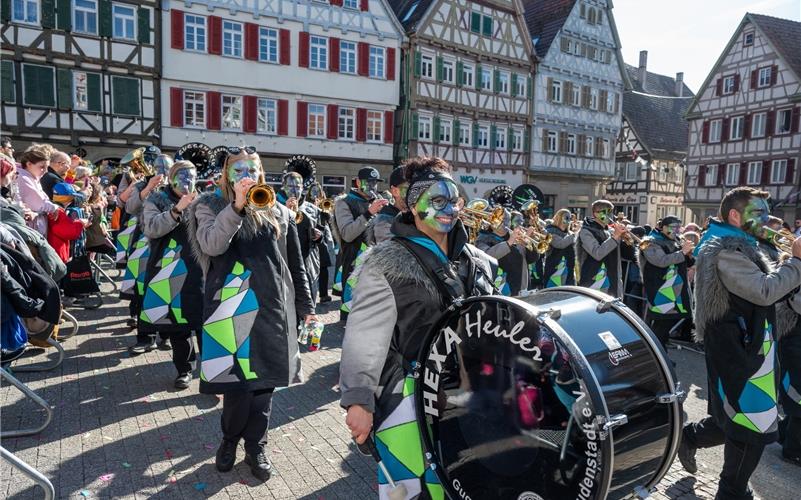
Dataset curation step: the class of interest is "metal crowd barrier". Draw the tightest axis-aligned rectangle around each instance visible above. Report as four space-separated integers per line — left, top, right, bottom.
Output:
0 367 53 438
0 446 55 500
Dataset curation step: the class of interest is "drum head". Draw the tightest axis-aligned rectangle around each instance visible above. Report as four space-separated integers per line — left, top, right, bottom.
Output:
417 296 609 500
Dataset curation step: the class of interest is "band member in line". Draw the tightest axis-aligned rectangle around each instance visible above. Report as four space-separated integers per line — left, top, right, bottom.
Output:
543 209 577 287
339 156 497 499
475 210 529 296
640 216 694 349
333 167 388 320
756 215 783 262
367 166 407 245
187 148 315 482
140 160 201 389
679 187 801 499
576 200 625 296
780 287 801 467
308 182 335 303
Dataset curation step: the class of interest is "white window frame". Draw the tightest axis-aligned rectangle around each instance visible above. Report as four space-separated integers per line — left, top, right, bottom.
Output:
369 46 385 79
221 94 242 131
495 126 506 150
183 90 206 128
723 75 736 94
438 119 452 143
743 32 754 46
343 0 358 8
12 0 39 25
184 14 207 53
72 70 88 110
584 136 594 157
709 119 722 143
730 115 744 141
367 110 383 143
625 162 638 181
725 163 739 185
566 134 576 155
480 68 492 91
758 67 771 88
589 88 599 110
499 71 510 95
418 116 432 141
751 112 766 138
515 74 526 97
322 175 346 197
73 0 98 35
570 83 580 106
771 159 788 184
704 165 718 186
340 41 357 74
309 36 328 71
601 139 610 159
441 59 454 84
112 3 136 40
461 63 474 88
421 54 434 80
552 80 563 103
222 20 243 58
257 98 276 134
307 103 326 138
512 129 523 152
459 122 471 147
776 108 793 135
258 27 278 63
547 131 558 153
338 107 355 141
477 125 489 149
747 161 762 185
606 92 615 112
658 162 668 182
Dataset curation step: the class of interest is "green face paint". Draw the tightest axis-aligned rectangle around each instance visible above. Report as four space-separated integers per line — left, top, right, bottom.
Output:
662 223 681 240
595 208 611 225
227 159 260 184
172 168 197 196
741 196 770 235
359 179 379 196
415 180 462 233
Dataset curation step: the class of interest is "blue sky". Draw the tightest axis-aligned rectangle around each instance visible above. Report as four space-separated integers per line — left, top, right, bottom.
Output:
612 0 800 92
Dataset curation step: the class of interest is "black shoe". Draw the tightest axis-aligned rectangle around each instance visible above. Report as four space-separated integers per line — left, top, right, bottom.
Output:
126 318 137 329
677 432 698 474
244 450 272 481
319 295 332 303
215 440 237 472
128 338 157 355
782 452 801 467
158 337 172 351
174 373 191 390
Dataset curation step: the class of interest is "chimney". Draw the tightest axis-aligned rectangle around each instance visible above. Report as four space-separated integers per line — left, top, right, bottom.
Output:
675 72 684 97
638 50 648 90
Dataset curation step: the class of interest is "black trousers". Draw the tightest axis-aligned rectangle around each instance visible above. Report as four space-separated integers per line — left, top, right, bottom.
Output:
784 416 801 458
319 266 330 298
221 388 275 455
649 317 675 349
170 329 197 375
684 417 765 500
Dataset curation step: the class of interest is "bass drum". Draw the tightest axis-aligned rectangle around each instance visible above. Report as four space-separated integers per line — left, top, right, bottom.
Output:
415 287 682 500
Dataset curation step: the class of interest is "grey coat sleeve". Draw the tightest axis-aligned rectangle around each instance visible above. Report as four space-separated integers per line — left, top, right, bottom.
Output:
141 199 179 240
339 262 398 413
477 238 511 259
789 290 801 315
549 232 576 249
580 229 618 261
642 244 686 268
125 184 144 215
717 250 801 307
335 199 371 243
193 202 244 257
372 216 394 244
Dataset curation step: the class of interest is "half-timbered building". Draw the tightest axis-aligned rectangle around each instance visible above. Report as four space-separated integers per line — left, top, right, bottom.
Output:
1 0 159 160
162 0 404 192
606 52 694 226
389 0 535 199
522 0 628 218
685 13 801 223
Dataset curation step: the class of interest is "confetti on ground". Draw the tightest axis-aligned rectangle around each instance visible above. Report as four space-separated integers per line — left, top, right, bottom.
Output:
99 473 114 482
159 435 170 441
165 450 173 459
166 476 177 484
239 479 249 486
204 444 215 450
122 462 131 468
194 416 205 421
194 482 207 491
80 491 90 497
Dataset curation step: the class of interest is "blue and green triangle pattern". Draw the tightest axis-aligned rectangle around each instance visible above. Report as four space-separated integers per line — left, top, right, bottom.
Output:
140 239 189 325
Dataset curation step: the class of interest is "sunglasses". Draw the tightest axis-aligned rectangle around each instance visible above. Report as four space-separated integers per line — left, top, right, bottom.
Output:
227 146 257 155
428 196 465 211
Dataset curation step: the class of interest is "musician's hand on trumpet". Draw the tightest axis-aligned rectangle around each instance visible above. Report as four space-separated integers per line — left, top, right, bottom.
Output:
233 178 257 212
285 196 299 212
681 238 695 256
510 226 528 247
368 197 389 215
610 223 627 241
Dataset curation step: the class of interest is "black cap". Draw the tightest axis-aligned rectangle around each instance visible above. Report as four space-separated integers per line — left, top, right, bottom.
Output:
659 216 682 227
388 166 406 187
357 166 383 181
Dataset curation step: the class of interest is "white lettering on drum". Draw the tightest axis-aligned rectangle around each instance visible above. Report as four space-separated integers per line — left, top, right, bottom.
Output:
575 389 599 500
452 479 472 500
463 310 543 361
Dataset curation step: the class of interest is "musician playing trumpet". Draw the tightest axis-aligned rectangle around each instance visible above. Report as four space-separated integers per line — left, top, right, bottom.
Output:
576 200 625 297
640 216 694 349
475 208 531 296
367 166 407 244
543 209 577 287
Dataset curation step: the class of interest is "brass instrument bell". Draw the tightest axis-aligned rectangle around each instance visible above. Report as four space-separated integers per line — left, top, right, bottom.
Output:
121 147 155 178
246 184 276 211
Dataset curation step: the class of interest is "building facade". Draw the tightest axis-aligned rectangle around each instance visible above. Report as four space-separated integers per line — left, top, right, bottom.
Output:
685 14 801 223
390 0 535 200
1 0 159 161
606 52 694 226
522 0 628 218
162 0 404 193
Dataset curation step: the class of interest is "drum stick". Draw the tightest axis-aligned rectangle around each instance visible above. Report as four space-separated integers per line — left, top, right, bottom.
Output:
356 436 409 500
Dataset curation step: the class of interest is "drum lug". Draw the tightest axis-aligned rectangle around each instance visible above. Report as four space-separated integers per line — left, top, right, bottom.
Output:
536 307 562 323
595 413 628 439
656 382 687 404
596 298 623 313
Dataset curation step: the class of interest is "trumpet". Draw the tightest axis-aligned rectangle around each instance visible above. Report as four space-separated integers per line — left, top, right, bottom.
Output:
760 226 795 254
568 213 581 234
617 226 651 251
317 197 335 214
459 199 505 243
517 228 552 253
246 184 276 211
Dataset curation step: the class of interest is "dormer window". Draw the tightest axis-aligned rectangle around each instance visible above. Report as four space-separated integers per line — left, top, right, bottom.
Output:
743 32 754 47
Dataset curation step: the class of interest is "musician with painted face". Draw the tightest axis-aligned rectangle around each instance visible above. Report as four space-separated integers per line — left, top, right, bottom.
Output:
366 165 408 245
544 209 577 288
333 166 388 320
140 160 201 390
680 187 801 498
187 147 315 482
475 208 529 295
576 199 626 297
339 156 498 499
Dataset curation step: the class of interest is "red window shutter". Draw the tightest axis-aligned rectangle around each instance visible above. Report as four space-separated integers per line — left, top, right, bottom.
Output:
715 78 723 96
206 91 221 130
245 23 259 61
384 111 394 143
761 161 770 185
733 73 740 92
279 29 291 65
356 108 367 142
386 48 396 81
360 0 369 11
277 99 289 135
771 65 778 86
721 118 730 142
330 0 342 6
169 87 183 127
786 159 796 185
701 120 709 143
744 113 752 138
299 32 310 68
698 165 706 187
766 110 775 137
357 42 369 76
297 101 308 137
717 163 725 186
329 38 340 72
739 162 748 185
170 10 184 50
327 104 338 139
791 106 800 134
208 16 222 55
750 69 758 90
243 95 257 133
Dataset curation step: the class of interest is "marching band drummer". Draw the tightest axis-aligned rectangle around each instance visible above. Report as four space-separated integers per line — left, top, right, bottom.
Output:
639 216 694 349
139 160 201 390
187 148 316 482
475 209 529 296
543 209 577 287
576 200 625 297
339 156 498 499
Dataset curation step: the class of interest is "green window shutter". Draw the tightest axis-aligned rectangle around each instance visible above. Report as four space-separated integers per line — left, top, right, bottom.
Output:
507 128 514 151
524 129 531 151
482 16 492 36
138 7 151 44
86 72 102 112
432 116 440 144
472 122 479 146
475 64 482 90
23 65 56 107
527 75 532 99
99 0 112 38
493 69 500 94
511 74 518 97
414 51 422 77
1 61 15 103
1 0 10 23
412 113 419 139
453 119 460 146
57 67 72 109
436 57 443 82
456 61 463 87
490 125 496 150
470 12 481 33
56 0 71 31
112 76 140 115
41 0 56 28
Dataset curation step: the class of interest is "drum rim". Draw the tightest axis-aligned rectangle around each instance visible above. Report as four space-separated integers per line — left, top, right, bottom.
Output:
415 294 614 499
537 286 683 494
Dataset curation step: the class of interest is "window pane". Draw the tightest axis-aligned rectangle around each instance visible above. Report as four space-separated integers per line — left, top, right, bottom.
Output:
112 76 140 115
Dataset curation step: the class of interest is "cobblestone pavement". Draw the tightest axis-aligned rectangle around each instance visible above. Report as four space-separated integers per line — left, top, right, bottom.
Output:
1 282 795 499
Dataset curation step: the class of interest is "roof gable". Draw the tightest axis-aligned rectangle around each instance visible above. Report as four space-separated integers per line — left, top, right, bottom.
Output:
521 0 576 58
388 0 436 32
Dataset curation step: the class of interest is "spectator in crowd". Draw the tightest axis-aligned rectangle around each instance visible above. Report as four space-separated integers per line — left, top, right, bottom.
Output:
794 218 801 237
0 136 13 158
48 182 88 263
41 151 71 199
16 147 58 236
84 181 115 256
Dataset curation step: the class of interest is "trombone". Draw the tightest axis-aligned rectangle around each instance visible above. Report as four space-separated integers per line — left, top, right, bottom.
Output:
246 184 276 211
316 197 335 214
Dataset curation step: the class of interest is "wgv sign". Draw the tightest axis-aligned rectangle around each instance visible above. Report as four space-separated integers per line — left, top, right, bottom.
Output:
459 175 506 185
